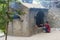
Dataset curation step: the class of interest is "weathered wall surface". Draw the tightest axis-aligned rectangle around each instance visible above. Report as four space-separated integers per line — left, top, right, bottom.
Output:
47 8 60 28
8 4 31 36
47 1 60 28
28 9 38 34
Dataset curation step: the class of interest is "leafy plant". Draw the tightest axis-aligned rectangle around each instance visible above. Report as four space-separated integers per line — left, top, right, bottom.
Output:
0 0 26 33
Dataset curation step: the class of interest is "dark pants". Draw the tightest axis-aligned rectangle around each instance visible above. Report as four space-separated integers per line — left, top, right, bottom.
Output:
43 27 48 32
45 28 48 32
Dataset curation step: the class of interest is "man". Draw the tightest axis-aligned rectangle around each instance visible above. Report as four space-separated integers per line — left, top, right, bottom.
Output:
44 21 50 33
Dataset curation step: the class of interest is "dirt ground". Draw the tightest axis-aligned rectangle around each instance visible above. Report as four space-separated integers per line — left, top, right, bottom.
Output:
0 28 60 40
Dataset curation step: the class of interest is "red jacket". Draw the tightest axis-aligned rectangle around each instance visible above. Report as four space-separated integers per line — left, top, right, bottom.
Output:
45 23 50 32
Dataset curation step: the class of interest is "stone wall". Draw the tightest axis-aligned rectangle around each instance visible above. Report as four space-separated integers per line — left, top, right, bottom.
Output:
8 7 49 36
47 8 60 28
8 4 31 36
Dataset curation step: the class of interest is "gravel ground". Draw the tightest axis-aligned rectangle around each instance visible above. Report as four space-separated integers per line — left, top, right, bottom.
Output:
0 28 60 40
